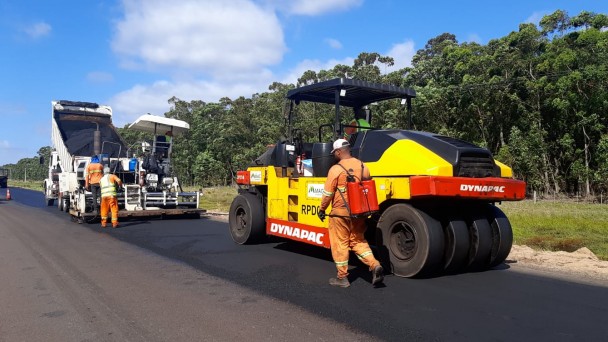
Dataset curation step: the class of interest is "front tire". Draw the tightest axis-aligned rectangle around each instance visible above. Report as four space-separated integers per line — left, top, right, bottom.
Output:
443 218 470 273
377 203 445 277
229 193 266 244
466 214 493 271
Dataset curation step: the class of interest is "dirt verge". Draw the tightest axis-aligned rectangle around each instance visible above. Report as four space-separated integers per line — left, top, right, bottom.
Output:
507 245 608 283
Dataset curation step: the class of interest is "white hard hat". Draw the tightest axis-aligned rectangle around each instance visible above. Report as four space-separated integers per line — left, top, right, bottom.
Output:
331 138 350 154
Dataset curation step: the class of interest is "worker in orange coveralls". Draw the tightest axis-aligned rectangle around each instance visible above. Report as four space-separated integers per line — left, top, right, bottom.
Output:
317 138 384 288
85 155 104 213
99 167 123 228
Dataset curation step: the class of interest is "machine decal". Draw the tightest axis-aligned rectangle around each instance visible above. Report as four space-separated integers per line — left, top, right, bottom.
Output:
250 171 262 183
236 171 250 184
306 183 324 198
459 184 505 193
301 204 321 215
267 218 330 248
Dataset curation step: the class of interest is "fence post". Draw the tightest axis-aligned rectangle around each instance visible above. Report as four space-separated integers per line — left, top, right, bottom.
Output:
533 190 537 203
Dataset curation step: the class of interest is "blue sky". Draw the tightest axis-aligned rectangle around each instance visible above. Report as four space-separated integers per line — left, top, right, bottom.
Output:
1 0 607 165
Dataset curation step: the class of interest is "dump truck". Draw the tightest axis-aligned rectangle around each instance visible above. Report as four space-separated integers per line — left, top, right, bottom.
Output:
0 168 8 188
229 78 526 278
44 100 202 222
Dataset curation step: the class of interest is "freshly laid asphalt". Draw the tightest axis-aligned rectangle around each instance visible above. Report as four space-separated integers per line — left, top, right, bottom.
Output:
1 187 607 341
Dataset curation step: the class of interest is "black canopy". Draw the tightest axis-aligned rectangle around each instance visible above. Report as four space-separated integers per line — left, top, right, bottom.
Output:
286 78 416 108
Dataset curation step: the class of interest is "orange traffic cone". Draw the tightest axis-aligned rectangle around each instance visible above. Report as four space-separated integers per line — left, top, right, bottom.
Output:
6 188 11 200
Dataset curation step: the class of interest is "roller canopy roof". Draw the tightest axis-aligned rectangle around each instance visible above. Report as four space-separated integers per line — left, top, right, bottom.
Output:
129 114 190 135
286 78 416 108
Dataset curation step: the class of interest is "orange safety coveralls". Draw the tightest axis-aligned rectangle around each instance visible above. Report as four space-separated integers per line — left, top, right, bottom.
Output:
320 157 380 279
100 174 122 228
85 162 104 188
86 162 104 212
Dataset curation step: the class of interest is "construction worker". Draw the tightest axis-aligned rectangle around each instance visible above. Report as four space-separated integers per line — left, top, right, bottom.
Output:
99 166 123 228
85 155 104 213
343 107 370 140
317 138 384 288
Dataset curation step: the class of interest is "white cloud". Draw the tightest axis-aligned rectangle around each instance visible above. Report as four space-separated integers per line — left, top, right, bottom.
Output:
0 140 9 148
112 0 285 76
23 22 51 39
284 0 363 16
87 71 114 83
109 76 274 125
280 57 354 84
465 33 482 44
325 38 343 49
265 39 414 86
385 39 415 71
525 11 551 25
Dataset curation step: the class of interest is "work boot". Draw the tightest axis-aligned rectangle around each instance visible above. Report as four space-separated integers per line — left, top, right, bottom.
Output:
372 265 384 286
329 277 350 288
112 223 119 228
101 222 107 228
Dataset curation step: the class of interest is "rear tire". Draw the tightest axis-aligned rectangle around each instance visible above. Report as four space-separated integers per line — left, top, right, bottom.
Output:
466 214 493 271
46 198 54 206
58 194 64 211
229 193 266 244
487 205 513 268
377 203 444 278
443 218 470 273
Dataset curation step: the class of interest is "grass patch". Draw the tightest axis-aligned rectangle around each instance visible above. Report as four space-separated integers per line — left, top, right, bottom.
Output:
192 186 238 212
8 179 44 192
499 200 608 260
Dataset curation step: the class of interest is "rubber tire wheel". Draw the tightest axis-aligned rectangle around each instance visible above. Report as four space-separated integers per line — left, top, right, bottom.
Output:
487 205 513 268
46 198 54 206
58 196 64 211
229 193 266 244
377 203 445 278
466 214 493 271
443 218 470 273
63 198 70 212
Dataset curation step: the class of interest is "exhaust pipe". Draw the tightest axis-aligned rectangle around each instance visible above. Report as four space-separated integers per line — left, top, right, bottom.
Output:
93 123 101 156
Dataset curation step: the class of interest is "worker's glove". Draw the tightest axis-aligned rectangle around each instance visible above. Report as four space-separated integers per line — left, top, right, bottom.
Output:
317 209 326 222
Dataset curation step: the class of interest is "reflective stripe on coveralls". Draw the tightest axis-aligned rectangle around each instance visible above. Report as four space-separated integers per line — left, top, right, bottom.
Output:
322 190 334 197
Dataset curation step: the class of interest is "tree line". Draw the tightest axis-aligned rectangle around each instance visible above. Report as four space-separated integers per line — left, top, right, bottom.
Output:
4 10 607 198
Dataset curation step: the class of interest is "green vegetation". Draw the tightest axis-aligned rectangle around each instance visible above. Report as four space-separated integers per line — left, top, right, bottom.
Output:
500 200 608 260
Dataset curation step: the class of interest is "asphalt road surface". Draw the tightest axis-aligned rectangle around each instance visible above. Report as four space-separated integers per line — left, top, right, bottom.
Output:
1 188 607 341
